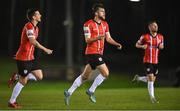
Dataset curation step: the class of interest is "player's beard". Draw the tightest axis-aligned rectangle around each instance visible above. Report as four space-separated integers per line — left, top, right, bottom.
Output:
152 29 158 33
37 18 41 22
99 16 105 20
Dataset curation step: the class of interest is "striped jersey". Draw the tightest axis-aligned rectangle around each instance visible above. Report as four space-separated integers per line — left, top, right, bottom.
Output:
83 19 109 55
15 22 39 61
137 33 164 64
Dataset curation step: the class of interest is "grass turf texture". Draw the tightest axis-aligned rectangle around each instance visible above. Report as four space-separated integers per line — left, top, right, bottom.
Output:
0 57 180 110
1 80 180 110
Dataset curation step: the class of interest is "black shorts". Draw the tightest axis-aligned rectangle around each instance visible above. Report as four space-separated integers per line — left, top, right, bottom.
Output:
85 54 105 70
16 60 41 77
144 63 158 75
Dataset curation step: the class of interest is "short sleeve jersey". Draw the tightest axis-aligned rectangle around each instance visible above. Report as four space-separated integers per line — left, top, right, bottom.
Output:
137 33 164 64
83 19 109 55
15 22 39 61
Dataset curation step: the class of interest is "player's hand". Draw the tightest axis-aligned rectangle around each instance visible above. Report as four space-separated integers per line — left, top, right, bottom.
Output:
97 36 105 40
158 43 164 49
45 48 53 55
141 45 147 49
117 44 122 50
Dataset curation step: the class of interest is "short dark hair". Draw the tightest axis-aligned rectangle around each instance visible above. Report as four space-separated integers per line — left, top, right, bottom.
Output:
92 3 104 14
148 20 157 26
26 8 39 21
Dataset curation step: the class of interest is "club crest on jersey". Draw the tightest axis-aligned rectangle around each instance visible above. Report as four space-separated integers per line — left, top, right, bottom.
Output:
23 69 28 74
98 57 102 61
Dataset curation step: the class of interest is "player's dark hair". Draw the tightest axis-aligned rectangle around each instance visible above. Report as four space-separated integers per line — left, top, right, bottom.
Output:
92 3 104 14
26 8 39 21
148 20 157 26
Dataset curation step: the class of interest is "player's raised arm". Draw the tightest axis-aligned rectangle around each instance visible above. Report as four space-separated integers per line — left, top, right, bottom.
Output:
29 37 53 54
105 32 122 49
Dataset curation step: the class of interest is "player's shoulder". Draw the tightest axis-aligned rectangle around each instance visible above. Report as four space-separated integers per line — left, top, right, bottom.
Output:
141 33 149 38
157 33 164 38
25 22 34 29
84 19 93 25
101 20 108 25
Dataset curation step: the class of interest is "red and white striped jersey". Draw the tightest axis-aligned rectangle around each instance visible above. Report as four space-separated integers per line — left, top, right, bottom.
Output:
83 19 109 55
15 22 39 61
137 33 164 64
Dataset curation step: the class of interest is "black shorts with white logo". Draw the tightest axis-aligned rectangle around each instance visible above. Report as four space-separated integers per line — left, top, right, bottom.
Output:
144 63 158 75
16 60 41 77
85 54 105 70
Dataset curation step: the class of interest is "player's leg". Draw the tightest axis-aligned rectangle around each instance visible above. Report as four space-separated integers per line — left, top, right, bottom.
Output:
8 72 19 88
86 63 108 103
64 64 92 105
88 63 108 93
67 64 92 95
8 75 28 108
132 74 147 83
31 69 43 81
29 59 42 81
8 72 37 88
147 73 159 103
147 64 158 103
8 60 32 108
147 73 155 98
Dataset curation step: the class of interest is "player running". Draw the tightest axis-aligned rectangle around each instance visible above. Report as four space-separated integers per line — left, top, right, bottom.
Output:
8 8 53 108
132 20 164 103
64 3 122 105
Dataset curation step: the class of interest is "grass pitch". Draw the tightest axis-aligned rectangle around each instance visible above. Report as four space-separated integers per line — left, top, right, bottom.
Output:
0 57 180 110
0 81 180 110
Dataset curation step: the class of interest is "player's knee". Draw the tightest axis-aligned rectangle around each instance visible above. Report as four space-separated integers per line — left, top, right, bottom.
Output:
19 77 28 85
104 73 109 78
101 71 109 78
36 74 43 81
82 75 88 81
153 76 156 82
148 74 154 81
20 81 27 85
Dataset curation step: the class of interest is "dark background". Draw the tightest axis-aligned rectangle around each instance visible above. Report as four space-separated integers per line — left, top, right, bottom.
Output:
0 0 180 82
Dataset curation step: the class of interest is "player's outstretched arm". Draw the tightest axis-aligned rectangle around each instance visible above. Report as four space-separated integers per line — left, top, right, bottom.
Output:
29 37 53 54
105 32 122 49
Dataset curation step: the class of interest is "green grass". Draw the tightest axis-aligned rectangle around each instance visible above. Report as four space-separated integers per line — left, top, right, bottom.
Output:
0 57 180 110
0 81 180 110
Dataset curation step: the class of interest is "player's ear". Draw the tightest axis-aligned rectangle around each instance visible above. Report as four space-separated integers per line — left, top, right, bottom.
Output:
95 11 98 16
32 15 36 20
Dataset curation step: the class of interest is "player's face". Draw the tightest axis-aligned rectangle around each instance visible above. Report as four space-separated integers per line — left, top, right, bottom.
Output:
148 22 158 33
33 11 41 22
97 8 105 20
